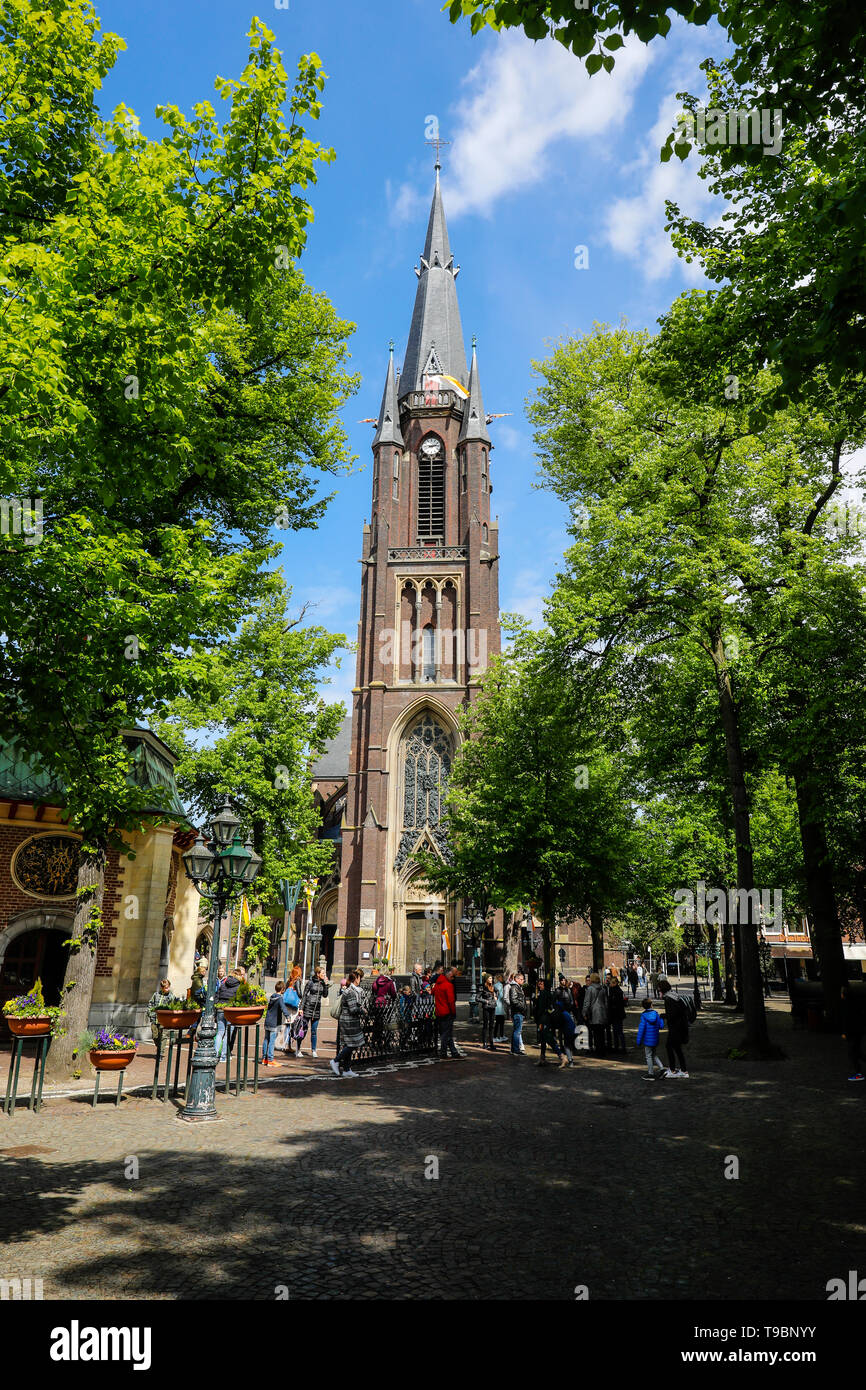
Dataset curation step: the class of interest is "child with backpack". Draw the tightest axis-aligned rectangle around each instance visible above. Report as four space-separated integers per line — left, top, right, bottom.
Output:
636 996 667 1080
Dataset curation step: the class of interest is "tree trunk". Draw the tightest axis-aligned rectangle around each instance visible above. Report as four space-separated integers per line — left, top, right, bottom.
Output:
540 891 554 983
503 910 521 978
722 919 737 1006
793 761 846 1030
711 632 771 1052
45 842 107 1081
589 899 605 975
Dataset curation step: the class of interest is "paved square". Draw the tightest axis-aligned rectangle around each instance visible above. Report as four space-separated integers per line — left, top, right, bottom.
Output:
0 1003 863 1301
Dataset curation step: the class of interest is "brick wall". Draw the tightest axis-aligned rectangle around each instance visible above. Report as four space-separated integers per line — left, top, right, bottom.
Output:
0 821 123 970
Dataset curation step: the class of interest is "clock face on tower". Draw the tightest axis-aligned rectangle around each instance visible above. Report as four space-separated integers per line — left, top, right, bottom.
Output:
420 436 443 458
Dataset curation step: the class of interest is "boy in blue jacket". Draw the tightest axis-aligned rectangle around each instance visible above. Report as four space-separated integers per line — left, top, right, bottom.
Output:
636 997 668 1080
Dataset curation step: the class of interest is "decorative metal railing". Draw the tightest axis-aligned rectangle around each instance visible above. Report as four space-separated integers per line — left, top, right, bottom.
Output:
388 546 467 561
339 994 440 1065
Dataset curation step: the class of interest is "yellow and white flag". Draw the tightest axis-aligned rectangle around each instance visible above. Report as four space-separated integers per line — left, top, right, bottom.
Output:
441 925 450 952
441 373 469 399
240 895 251 929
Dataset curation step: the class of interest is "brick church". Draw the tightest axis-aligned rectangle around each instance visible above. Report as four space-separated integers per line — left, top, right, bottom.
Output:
308 166 600 979
308 163 498 976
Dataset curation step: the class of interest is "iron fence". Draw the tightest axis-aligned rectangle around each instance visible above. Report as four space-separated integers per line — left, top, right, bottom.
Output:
340 993 440 1065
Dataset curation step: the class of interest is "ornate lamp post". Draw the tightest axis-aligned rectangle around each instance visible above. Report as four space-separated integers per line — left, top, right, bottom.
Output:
681 922 703 1013
180 800 262 1123
300 878 318 983
758 930 774 997
459 907 477 1021
473 905 486 1009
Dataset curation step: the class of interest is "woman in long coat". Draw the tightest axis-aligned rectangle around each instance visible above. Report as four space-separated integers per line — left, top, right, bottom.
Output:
330 970 366 1078
581 972 609 1056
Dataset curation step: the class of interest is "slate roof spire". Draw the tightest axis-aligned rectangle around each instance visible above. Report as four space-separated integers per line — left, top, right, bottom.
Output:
372 340 404 447
458 336 491 444
400 167 468 396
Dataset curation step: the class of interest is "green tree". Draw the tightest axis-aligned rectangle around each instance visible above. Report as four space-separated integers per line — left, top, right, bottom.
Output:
153 582 346 967
0 4 357 1074
533 308 865 1048
420 625 641 978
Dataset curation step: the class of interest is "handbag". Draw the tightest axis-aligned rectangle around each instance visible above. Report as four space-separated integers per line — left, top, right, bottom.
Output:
384 1008 400 1032
284 987 300 1010
329 990 344 1020
290 1014 307 1042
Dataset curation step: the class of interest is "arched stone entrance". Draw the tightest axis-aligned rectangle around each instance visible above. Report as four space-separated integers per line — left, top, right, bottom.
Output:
0 909 73 1035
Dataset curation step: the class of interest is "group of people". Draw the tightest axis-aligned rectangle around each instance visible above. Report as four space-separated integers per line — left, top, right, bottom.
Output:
472 967 692 1077
263 965 330 1063
147 952 692 1082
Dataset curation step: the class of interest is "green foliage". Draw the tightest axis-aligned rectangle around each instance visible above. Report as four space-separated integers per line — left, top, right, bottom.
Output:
2 977 60 1021
159 996 200 1012
153 582 345 911
0 3 357 849
216 980 266 1009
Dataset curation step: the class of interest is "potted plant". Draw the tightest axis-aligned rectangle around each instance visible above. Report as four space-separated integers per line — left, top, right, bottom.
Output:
2 978 59 1037
218 980 266 1027
87 1026 138 1071
156 995 201 1030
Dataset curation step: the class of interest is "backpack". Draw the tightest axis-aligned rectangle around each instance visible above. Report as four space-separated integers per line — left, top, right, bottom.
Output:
283 987 300 1010
677 993 697 1025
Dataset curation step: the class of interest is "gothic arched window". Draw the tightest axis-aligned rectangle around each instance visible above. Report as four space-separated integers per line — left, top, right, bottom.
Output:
417 435 445 542
395 714 453 869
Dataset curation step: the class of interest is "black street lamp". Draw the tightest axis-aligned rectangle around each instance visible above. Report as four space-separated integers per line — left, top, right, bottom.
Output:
180 799 262 1123
758 930 774 997
460 905 478 1022
681 923 703 1013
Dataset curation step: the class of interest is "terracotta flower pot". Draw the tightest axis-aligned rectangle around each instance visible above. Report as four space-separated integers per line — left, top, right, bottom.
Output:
222 1006 264 1027
89 1048 137 1071
156 1009 199 1030
6 1016 52 1037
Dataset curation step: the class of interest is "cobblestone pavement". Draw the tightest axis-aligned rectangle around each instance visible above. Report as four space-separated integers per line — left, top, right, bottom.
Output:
0 1002 863 1301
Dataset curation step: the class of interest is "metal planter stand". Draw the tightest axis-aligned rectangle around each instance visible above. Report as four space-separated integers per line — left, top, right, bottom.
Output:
3 1032 51 1116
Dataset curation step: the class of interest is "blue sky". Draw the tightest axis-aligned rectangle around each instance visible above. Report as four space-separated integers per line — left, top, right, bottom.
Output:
96 0 726 712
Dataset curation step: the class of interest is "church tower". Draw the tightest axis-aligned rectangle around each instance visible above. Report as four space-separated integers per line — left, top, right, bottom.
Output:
335 164 501 973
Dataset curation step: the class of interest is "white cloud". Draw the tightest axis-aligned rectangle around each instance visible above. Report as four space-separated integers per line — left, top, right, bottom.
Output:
389 31 655 224
601 88 722 281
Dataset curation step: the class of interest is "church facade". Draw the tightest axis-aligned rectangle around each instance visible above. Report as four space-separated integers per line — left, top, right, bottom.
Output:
311 167 500 976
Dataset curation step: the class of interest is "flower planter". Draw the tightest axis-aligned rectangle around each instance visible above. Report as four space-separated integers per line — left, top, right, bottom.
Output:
222 1006 264 1027
89 1048 137 1072
156 1009 199 1030
6 1016 52 1037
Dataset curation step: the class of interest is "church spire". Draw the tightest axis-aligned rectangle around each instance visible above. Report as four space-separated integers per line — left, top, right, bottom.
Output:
458 337 491 444
400 168 468 396
372 341 404 448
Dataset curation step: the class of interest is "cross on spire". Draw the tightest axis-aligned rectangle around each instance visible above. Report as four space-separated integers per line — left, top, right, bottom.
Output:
425 131 451 169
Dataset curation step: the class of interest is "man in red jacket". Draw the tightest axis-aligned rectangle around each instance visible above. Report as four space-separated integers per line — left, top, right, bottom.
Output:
433 965 460 1059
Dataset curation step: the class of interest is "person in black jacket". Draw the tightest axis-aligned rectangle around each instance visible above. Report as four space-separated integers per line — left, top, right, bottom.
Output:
296 967 330 1058
607 977 627 1052
215 965 245 1061
508 972 528 1055
658 978 689 1076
